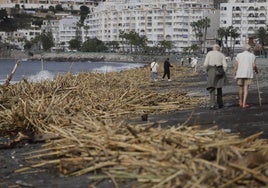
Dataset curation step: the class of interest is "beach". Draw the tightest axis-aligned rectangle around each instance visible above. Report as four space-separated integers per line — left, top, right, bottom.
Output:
0 57 267 188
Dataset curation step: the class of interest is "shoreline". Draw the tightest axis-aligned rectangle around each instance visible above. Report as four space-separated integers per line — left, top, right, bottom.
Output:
0 50 177 63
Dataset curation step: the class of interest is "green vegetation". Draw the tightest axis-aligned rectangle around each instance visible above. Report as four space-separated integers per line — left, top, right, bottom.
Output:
69 39 81 51
0 8 45 32
55 4 64 12
0 9 18 31
255 26 268 56
190 17 211 53
106 41 120 52
119 30 147 53
40 32 54 51
24 31 54 51
217 26 240 58
158 40 173 54
256 26 268 46
183 44 200 57
81 38 107 52
79 5 90 25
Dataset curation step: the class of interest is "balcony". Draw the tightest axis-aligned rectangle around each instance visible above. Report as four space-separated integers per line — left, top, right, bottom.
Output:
232 6 241 12
232 20 242 25
233 16 242 20
259 6 266 11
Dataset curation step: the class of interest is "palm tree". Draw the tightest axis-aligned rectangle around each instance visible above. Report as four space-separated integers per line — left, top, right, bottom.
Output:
202 17 210 53
256 26 268 56
106 41 119 52
126 30 136 53
217 27 232 56
158 40 173 54
217 27 226 48
230 27 240 59
190 20 203 48
190 44 200 54
257 26 268 45
83 25 90 40
190 18 211 53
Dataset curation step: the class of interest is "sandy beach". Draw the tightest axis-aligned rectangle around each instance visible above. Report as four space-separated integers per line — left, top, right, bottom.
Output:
0 57 267 188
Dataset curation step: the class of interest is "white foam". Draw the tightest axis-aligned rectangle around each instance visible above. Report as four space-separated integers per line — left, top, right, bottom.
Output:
0 79 6 85
92 63 142 73
27 70 54 82
93 65 120 73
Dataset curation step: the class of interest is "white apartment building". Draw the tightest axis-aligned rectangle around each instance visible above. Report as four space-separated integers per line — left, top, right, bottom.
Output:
0 0 97 10
17 24 41 41
220 0 268 48
85 0 216 52
0 22 41 49
0 31 25 49
42 15 80 50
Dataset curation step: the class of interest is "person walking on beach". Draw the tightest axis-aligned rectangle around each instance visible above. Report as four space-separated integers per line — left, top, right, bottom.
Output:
204 44 227 109
191 57 198 73
162 58 173 81
233 44 258 108
181 58 184 66
150 58 159 81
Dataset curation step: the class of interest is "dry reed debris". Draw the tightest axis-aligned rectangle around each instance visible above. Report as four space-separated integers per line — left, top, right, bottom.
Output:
0 65 267 187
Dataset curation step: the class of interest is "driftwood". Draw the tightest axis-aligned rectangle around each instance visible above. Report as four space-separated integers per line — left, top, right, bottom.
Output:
0 132 29 149
0 65 267 187
256 73 262 107
2 59 21 87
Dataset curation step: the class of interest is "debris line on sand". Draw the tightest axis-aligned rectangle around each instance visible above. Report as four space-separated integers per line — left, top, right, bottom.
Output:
0 66 267 187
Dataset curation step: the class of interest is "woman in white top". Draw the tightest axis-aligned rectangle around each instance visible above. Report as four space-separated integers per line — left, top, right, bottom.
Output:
150 59 159 81
234 44 258 108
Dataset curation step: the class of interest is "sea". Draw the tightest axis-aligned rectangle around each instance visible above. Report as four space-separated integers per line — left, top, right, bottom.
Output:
0 59 145 84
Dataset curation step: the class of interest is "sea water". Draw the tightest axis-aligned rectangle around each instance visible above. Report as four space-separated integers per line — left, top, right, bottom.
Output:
0 59 144 84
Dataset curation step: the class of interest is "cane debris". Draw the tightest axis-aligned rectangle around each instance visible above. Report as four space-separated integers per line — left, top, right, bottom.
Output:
0 65 267 187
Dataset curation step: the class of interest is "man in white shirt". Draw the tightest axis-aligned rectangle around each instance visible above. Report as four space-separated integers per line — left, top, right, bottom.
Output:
150 59 159 81
204 44 227 109
191 57 198 73
234 44 258 108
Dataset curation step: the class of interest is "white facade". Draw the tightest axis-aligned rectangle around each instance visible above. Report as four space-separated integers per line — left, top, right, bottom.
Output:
0 0 97 10
0 31 25 49
0 22 41 49
17 24 41 41
220 0 268 47
85 0 215 52
42 16 80 50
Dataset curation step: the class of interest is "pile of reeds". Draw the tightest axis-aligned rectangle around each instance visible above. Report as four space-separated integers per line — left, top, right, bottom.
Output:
1 65 267 187
17 123 268 188
0 65 199 136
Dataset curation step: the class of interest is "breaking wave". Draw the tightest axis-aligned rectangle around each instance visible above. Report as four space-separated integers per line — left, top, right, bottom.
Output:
92 63 142 73
27 70 54 82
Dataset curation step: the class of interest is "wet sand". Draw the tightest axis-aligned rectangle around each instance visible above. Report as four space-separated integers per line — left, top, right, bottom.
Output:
138 58 268 139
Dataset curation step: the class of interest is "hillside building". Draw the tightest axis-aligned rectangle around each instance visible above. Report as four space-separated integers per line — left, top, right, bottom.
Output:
42 15 80 51
0 0 97 10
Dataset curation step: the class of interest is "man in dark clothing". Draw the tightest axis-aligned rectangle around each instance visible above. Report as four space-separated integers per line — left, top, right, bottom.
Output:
162 58 173 81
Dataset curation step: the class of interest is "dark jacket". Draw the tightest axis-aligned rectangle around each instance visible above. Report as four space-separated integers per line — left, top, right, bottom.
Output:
164 59 172 71
206 66 227 90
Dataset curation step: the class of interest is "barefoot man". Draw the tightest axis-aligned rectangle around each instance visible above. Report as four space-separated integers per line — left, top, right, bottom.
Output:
233 44 258 108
